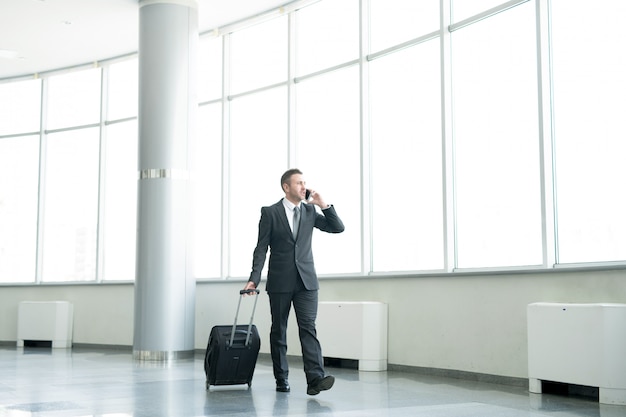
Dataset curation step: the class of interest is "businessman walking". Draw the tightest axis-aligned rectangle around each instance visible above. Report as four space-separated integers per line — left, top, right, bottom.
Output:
243 168 345 395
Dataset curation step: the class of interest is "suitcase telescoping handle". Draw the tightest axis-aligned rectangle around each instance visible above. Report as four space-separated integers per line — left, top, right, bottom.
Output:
229 288 260 348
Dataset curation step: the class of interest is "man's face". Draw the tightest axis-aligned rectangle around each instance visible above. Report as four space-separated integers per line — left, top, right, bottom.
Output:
285 173 306 203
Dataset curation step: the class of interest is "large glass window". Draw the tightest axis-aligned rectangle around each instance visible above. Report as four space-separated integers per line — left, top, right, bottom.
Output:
101 121 138 281
369 40 444 272
0 136 39 283
107 59 138 121
47 68 101 130
551 0 626 263
296 0 359 76
295 66 361 274
453 0 512 23
228 87 288 278
452 2 542 268
194 103 223 278
0 79 41 135
41 128 100 282
369 0 439 53
5 0 626 285
230 16 287 95
198 36 223 103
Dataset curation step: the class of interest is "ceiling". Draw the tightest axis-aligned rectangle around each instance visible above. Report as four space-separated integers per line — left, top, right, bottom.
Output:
0 0 292 80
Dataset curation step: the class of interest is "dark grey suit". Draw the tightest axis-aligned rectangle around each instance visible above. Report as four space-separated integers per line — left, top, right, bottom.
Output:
248 199 344 384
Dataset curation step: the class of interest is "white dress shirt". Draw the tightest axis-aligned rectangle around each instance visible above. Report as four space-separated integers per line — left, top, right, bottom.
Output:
282 198 301 234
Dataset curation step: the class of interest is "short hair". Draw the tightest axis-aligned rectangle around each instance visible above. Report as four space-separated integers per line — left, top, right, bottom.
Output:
280 168 302 191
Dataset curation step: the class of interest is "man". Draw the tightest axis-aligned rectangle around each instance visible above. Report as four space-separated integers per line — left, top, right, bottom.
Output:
243 168 345 395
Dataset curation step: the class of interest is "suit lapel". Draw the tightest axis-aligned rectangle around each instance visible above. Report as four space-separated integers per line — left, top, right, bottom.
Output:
274 200 292 237
299 203 306 229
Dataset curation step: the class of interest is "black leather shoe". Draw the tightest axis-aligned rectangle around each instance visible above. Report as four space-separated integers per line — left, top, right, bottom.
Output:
307 375 335 395
276 379 290 392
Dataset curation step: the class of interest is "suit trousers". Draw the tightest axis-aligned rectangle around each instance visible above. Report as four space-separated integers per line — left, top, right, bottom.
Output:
268 277 324 385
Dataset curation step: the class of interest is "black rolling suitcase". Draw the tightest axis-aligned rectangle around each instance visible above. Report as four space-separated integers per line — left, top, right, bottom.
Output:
204 289 261 390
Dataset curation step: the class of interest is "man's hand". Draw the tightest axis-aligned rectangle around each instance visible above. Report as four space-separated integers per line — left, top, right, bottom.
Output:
242 281 258 296
307 189 329 209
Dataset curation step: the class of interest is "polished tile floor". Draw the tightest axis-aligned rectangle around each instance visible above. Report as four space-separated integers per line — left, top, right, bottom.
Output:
0 346 623 417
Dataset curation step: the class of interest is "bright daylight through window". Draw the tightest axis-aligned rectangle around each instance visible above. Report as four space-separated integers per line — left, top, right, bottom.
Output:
1 0 625 284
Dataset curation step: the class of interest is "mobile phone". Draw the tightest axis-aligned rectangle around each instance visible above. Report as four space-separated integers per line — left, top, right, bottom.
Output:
305 189 311 200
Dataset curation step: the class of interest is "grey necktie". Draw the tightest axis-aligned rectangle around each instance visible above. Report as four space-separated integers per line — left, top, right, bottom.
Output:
293 206 300 239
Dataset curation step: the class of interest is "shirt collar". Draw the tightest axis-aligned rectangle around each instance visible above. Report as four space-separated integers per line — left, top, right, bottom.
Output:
282 198 300 211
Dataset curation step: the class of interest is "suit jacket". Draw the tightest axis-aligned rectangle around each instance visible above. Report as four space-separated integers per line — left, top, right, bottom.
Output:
249 199 345 292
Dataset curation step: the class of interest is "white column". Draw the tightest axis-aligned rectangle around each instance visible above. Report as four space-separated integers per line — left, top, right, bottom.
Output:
134 0 198 361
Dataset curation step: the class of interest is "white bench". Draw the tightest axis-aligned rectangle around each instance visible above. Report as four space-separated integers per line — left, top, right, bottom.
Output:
316 302 388 371
17 301 74 348
527 302 626 405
